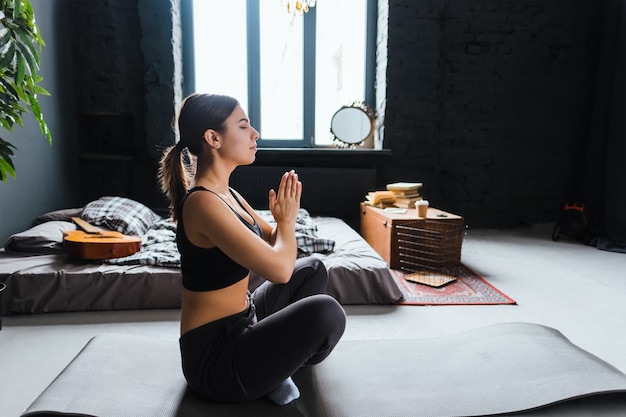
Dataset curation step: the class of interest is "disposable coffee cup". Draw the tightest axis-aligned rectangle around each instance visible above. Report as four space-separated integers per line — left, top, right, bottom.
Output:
415 200 429 218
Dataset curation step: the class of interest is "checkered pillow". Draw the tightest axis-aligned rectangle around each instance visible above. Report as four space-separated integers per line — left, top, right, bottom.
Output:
82 196 162 237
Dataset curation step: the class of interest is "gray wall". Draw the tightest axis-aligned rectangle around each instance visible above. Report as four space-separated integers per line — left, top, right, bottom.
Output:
0 0 80 243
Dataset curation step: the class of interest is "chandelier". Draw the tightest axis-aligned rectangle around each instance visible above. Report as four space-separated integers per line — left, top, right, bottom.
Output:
283 0 316 16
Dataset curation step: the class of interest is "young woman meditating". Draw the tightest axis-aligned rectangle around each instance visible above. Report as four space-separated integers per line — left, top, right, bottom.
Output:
158 93 346 405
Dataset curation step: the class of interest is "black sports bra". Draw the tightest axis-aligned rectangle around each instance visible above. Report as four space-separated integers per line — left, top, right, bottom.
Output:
177 186 263 292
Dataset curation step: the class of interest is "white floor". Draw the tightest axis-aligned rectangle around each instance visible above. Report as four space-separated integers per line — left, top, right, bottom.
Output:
1 223 626 417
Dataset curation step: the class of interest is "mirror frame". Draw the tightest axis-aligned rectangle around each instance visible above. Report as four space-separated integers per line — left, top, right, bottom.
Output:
330 100 376 148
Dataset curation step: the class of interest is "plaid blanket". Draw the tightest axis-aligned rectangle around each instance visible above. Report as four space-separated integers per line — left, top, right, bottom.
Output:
256 209 335 257
104 218 179 267
105 209 335 267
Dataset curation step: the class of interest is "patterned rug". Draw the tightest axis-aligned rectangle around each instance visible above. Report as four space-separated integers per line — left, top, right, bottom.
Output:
391 264 516 305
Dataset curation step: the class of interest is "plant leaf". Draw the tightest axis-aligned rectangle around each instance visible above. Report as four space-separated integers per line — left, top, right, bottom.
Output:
14 0 23 19
0 137 17 152
32 84 49 95
0 28 11 48
14 53 25 85
0 137 17 181
0 41 16 69
0 157 17 181
0 137 16 155
15 38 37 75
0 76 19 99
15 26 40 66
26 92 51 143
14 11 40 42
0 118 13 130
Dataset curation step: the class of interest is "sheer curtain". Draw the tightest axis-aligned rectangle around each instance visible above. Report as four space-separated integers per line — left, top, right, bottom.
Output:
585 0 626 248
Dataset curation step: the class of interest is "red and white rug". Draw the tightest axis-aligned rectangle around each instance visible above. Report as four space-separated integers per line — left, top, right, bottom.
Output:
391 264 516 305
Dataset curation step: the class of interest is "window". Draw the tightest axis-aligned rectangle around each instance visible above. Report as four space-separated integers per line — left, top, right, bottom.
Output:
183 0 375 147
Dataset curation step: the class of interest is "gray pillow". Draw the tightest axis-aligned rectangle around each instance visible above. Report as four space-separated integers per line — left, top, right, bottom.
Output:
4 221 77 254
34 208 84 225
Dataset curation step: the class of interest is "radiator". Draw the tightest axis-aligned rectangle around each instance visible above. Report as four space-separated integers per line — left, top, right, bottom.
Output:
231 166 376 223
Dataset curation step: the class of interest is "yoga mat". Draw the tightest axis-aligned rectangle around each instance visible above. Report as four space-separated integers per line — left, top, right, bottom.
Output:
22 323 626 417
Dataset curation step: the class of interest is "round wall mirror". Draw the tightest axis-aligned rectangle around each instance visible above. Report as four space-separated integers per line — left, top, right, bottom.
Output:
330 101 375 148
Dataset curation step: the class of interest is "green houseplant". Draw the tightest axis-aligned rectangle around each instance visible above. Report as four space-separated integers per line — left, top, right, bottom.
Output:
0 0 50 181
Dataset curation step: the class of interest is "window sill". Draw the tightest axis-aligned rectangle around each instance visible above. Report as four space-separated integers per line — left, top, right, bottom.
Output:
253 147 391 168
256 147 391 156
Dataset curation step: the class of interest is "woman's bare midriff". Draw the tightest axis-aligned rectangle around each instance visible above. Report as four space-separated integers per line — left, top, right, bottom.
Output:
180 277 251 335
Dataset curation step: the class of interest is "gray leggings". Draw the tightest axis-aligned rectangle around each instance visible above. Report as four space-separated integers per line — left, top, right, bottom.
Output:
179 257 346 402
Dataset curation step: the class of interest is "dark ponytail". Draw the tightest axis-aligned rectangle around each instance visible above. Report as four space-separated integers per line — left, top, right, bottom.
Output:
158 142 191 222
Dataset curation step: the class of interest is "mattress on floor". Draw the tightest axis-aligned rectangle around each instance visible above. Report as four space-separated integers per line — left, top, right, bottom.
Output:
0 216 401 314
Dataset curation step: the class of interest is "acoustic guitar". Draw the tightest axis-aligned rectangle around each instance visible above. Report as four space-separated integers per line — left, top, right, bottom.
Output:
63 217 142 260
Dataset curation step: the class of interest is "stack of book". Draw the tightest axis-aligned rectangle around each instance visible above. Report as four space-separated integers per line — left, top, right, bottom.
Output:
364 190 396 208
386 182 423 208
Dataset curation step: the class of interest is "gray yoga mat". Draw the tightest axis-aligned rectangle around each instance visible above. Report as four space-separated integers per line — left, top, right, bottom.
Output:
22 322 626 417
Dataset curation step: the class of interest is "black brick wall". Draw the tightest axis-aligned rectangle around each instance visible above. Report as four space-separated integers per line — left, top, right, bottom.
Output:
381 0 603 227
70 0 180 211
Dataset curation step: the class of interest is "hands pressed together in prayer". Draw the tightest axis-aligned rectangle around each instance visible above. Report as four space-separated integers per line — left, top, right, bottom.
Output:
269 170 302 227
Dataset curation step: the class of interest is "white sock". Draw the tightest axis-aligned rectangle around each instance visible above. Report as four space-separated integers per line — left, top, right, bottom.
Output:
267 377 300 405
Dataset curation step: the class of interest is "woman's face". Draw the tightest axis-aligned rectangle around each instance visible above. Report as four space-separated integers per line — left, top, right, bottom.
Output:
220 104 259 165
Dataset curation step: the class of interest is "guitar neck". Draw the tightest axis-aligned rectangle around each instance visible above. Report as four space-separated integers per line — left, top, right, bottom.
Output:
71 216 103 235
